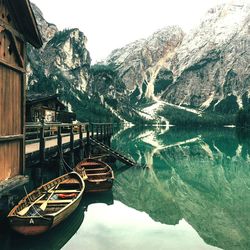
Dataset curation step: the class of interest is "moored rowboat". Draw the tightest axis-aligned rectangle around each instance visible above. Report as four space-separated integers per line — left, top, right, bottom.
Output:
8 172 84 236
74 158 114 193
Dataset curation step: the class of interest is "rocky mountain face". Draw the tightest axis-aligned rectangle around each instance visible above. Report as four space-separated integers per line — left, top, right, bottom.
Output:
104 26 184 103
27 4 119 122
99 1 249 120
163 1 250 113
30 3 58 45
29 1 250 124
88 26 185 123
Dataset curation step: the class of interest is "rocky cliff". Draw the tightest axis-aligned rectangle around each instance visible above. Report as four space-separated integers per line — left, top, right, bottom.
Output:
89 26 185 123
27 4 119 122
104 26 184 103
100 1 249 119
163 1 250 113
29 1 250 124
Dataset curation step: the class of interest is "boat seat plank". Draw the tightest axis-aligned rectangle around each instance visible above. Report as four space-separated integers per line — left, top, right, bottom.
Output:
85 168 107 172
82 162 101 166
60 178 80 184
87 172 112 176
35 199 73 204
47 190 81 193
88 177 112 182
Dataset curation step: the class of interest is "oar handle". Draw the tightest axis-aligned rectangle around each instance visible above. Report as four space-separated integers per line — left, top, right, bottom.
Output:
17 186 55 216
40 183 60 211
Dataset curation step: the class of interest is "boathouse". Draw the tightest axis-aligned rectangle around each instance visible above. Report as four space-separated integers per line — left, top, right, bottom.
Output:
26 93 76 123
0 0 42 190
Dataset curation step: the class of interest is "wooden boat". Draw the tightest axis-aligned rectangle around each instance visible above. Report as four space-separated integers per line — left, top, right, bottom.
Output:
8 172 85 236
74 158 114 193
9 200 86 250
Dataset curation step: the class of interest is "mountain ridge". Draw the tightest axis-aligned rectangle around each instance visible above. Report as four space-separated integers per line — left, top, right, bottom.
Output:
28 1 250 125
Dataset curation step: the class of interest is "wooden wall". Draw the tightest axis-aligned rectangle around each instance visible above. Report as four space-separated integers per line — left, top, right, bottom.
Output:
0 0 25 181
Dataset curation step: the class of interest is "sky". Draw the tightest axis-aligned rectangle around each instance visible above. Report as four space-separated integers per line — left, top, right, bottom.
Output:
31 0 230 63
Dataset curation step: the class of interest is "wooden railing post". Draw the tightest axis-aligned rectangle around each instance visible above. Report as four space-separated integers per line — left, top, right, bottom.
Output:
39 118 45 165
104 124 107 141
91 123 94 138
100 124 103 142
70 122 75 169
108 124 112 147
111 124 114 135
107 124 110 137
96 124 99 140
79 124 84 161
57 125 64 175
86 123 90 158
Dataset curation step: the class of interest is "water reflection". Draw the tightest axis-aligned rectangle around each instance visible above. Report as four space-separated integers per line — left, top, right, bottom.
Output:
112 127 250 250
1 127 249 250
7 200 85 250
0 192 114 250
63 201 219 250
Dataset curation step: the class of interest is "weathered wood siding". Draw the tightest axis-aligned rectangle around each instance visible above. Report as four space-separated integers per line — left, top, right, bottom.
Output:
0 0 25 181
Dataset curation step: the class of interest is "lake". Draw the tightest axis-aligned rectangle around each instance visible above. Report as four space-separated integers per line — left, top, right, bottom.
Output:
1 126 250 250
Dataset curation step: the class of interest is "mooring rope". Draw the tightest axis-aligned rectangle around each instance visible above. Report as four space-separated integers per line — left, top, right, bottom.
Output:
57 145 74 172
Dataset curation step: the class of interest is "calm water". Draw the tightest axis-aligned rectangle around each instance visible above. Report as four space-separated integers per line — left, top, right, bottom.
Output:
1 126 250 250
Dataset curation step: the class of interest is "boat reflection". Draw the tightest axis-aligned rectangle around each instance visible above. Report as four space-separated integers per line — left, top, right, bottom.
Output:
2 191 114 250
6 199 85 250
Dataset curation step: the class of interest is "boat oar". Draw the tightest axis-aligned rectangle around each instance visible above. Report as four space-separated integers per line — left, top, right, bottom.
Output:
17 193 47 216
40 184 60 211
82 172 88 180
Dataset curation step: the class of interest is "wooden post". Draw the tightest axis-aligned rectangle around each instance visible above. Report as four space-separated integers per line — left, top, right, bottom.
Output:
91 123 94 138
100 124 103 142
79 124 84 161
57 125 64 175
108 124 111 137
106 124 109 145
108 124 112 147
86 123 90 158
70 122 75 169
104 124 107 141
39 118 45 165
96 125 99 140
37 118 45 179
111 124 114 135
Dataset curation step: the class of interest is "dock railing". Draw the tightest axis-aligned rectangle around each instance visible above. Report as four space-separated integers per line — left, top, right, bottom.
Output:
25 121 113 168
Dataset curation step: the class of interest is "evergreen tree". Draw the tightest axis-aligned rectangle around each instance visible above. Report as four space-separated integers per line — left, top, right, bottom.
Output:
236 106 250 128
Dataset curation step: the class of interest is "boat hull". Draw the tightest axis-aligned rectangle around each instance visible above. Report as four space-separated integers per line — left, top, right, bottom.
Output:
11 223 51 236
8 172 84 236
85 179 113 193
75 159 114 193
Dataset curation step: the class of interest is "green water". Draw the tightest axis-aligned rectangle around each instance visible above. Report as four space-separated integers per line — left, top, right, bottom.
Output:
1 127 250 250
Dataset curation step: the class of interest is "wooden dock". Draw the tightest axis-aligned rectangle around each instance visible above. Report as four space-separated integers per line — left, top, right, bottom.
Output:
25 122 113 168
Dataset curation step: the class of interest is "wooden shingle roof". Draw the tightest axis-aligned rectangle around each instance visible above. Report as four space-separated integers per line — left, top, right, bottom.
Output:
26 93 66 110
8 0 43 48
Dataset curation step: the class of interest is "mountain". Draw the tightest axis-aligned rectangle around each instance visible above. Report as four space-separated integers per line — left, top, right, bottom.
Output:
103 26 184 103
88 26 184 124
28 1 250 125
163 1 250 114
98 0 249 124
27 4 119 122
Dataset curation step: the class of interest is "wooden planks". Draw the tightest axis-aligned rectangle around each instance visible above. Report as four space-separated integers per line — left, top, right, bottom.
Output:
34 200 73 204
0 141 20 180
0 65 21 136
0 2 25 181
